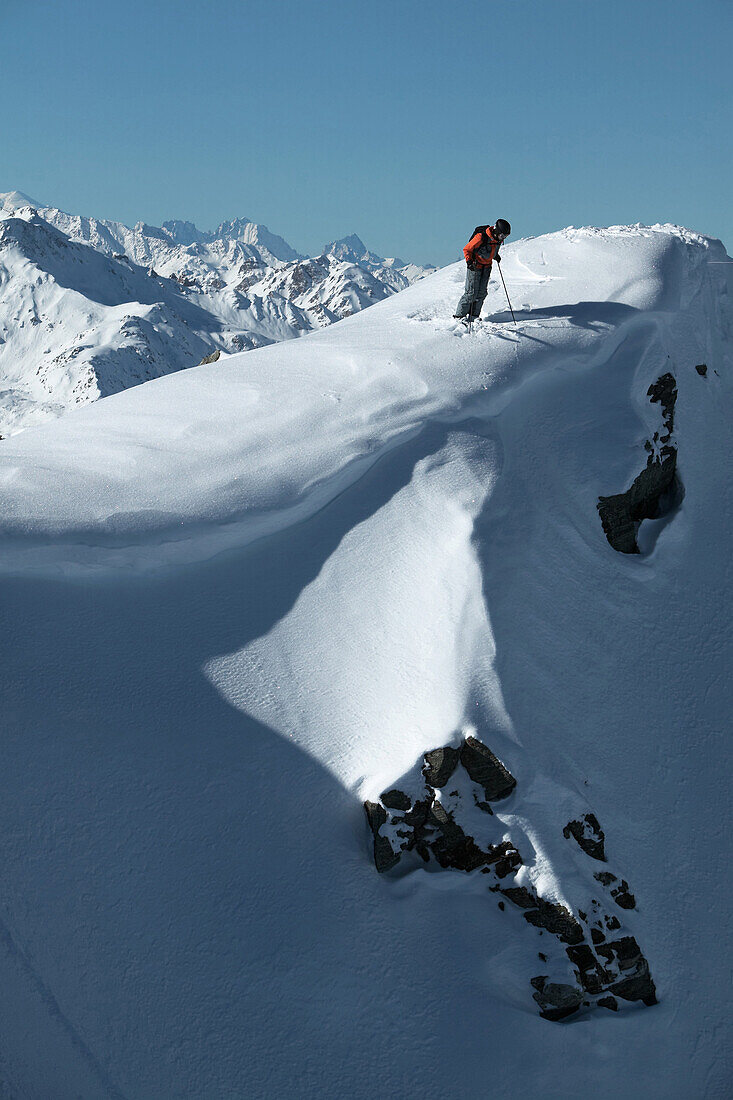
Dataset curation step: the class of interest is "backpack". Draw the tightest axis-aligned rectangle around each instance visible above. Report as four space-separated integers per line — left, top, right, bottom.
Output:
470 225 496 247
467 225 498 263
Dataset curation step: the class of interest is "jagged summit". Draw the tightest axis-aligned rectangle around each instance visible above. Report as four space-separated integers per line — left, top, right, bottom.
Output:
160 218 208 246
324 233 370 259
323 233 399 268
162 214 303 261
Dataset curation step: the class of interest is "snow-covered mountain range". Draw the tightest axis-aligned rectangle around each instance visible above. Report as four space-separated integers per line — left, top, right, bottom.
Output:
0 190 433 435
0 223 730 1097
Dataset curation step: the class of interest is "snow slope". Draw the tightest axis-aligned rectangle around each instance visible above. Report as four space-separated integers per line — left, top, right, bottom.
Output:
0 193 433 437
0 225 730 1097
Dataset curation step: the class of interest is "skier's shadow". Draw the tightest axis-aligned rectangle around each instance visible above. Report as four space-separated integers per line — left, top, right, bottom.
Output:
487 301 639 330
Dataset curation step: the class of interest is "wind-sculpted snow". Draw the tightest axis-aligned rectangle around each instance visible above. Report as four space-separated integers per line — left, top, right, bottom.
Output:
0 225 730 1097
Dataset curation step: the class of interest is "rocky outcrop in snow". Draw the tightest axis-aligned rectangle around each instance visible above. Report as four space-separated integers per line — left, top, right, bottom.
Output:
365 734 657 1022
598 372 681 553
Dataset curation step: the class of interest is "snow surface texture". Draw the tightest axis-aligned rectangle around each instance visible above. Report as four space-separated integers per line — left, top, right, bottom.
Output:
0 224 731 1097
0 191 433 436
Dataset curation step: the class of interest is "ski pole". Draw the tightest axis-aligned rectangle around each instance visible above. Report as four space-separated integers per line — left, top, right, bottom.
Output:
497 262 516 326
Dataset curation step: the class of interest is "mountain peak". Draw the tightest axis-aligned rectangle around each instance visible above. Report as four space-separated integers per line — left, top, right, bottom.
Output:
324 234 372 262
161 219 209 246
0 189 41 212
215 218 302 262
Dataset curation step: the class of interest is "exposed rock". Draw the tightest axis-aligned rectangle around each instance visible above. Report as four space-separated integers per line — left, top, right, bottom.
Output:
380 788 411 811
364 800 386 834
523 899 585 945
489 841 523 878
422 746 459 788
199 348 221 365
460 737 516 801
501 885 538 910
598 453 678 553
530 976 583 1022
598 372 680 554
611 880 636 909
566 943 610 994
365 735 655 1023
648 373 677 428
610 963 657 1005
427 802 488 872
597 936 657 1005
695 363 708 377
564 814 606 861
363 801 399 873
502 886 584 945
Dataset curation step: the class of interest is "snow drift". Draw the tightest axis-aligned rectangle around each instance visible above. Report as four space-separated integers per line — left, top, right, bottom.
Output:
0 224 730 1097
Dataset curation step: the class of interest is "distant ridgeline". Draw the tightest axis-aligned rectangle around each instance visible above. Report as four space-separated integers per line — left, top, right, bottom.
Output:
0 191 434 436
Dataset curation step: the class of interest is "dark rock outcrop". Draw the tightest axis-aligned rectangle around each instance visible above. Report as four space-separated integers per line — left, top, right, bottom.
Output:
363 801 399 873
564 813 606 861
530 976 583 1021
501 885 538 910
364 736 656 1023
597 936 657 1005
427 801 489 872
422 746 460 788
380 788 411 811
501 887 584 945
594 871 636 909
611 880 636 910
566 943 610 994
365 735 518 877
460 737 516 801
597 372 681 553
523 899 585 945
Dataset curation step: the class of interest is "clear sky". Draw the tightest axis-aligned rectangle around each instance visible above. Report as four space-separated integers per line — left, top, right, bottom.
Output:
2 0 730 265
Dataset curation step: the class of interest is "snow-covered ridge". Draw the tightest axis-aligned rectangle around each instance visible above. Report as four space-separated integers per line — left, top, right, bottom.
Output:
0 191 435 435
0 223 729 1096
0 221 725 567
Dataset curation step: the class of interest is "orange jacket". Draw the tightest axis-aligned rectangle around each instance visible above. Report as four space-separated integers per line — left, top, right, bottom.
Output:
464 226 499 267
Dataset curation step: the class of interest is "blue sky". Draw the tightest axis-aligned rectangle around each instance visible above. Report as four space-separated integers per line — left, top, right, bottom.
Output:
2 0 730 265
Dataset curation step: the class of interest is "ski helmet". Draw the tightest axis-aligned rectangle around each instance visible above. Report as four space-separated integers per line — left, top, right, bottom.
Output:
495 218 511 238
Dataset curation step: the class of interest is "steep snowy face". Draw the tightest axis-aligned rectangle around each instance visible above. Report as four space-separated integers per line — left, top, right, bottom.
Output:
0 224 729 1097
0 192 433 435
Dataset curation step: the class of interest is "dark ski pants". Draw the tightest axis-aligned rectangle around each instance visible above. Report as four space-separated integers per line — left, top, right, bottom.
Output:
455 264 491 319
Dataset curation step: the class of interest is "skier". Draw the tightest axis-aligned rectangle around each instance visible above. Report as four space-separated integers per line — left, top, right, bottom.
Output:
454 219 511 323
